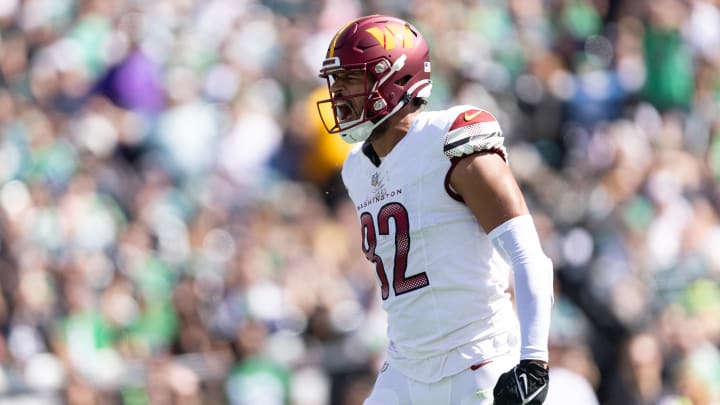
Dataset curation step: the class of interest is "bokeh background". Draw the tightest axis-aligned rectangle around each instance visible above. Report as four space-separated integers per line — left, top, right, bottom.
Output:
1 0 720 404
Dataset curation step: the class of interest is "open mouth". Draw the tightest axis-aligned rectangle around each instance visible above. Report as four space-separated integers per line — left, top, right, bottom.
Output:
335 102 356 122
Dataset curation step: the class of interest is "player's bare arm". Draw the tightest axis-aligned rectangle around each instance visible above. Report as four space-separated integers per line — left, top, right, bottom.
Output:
449 151 528 233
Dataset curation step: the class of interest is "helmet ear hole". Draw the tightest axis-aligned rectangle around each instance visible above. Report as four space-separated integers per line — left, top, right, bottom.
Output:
394 75 412 86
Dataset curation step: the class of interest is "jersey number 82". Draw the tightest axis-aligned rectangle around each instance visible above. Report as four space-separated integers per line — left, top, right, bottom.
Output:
360 202 430 300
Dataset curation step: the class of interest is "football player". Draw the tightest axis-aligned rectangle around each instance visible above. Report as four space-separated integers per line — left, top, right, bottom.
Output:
317 15 554 405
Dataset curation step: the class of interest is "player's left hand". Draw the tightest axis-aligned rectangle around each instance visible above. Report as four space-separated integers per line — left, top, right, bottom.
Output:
492 360 549 405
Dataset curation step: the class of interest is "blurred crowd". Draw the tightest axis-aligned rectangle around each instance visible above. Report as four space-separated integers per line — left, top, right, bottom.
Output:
1 0 720 404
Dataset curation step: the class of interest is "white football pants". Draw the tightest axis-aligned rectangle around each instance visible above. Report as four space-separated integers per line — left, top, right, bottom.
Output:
363 353 518 405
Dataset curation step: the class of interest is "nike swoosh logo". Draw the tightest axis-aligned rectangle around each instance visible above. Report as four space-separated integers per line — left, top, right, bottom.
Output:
514 369 547 405
521 383 547 405
464 110 482 121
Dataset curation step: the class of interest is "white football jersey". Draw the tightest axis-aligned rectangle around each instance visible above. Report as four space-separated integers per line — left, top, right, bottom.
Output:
342 105 520 383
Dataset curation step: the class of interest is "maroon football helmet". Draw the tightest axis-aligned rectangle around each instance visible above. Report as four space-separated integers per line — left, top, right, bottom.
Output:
317 15 432 143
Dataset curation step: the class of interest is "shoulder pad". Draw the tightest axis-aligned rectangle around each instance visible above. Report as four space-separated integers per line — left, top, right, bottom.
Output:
443 108 506 160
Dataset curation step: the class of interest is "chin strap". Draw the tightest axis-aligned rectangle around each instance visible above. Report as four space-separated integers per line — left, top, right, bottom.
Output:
340 80 431 143
340 98 409 143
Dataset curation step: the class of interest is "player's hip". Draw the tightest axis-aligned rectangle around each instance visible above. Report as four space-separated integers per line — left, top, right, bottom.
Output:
386 300 518 364
386 315 520 383
364 351 519 405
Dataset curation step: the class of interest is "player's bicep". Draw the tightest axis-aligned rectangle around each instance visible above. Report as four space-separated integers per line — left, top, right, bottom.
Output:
449 152 529 233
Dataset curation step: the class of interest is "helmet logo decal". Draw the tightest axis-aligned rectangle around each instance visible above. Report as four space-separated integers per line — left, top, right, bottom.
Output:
365 24 414 50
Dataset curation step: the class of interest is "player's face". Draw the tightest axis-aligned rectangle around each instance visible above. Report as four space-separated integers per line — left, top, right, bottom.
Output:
330 71 367 124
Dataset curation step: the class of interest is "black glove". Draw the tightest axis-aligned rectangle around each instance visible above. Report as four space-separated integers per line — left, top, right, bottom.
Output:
493 360 549 405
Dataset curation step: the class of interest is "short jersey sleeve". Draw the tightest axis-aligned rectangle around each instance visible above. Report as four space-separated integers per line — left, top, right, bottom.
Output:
443 108 507 161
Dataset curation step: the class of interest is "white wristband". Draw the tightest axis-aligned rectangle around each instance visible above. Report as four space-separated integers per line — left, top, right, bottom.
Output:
488 215 554 361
